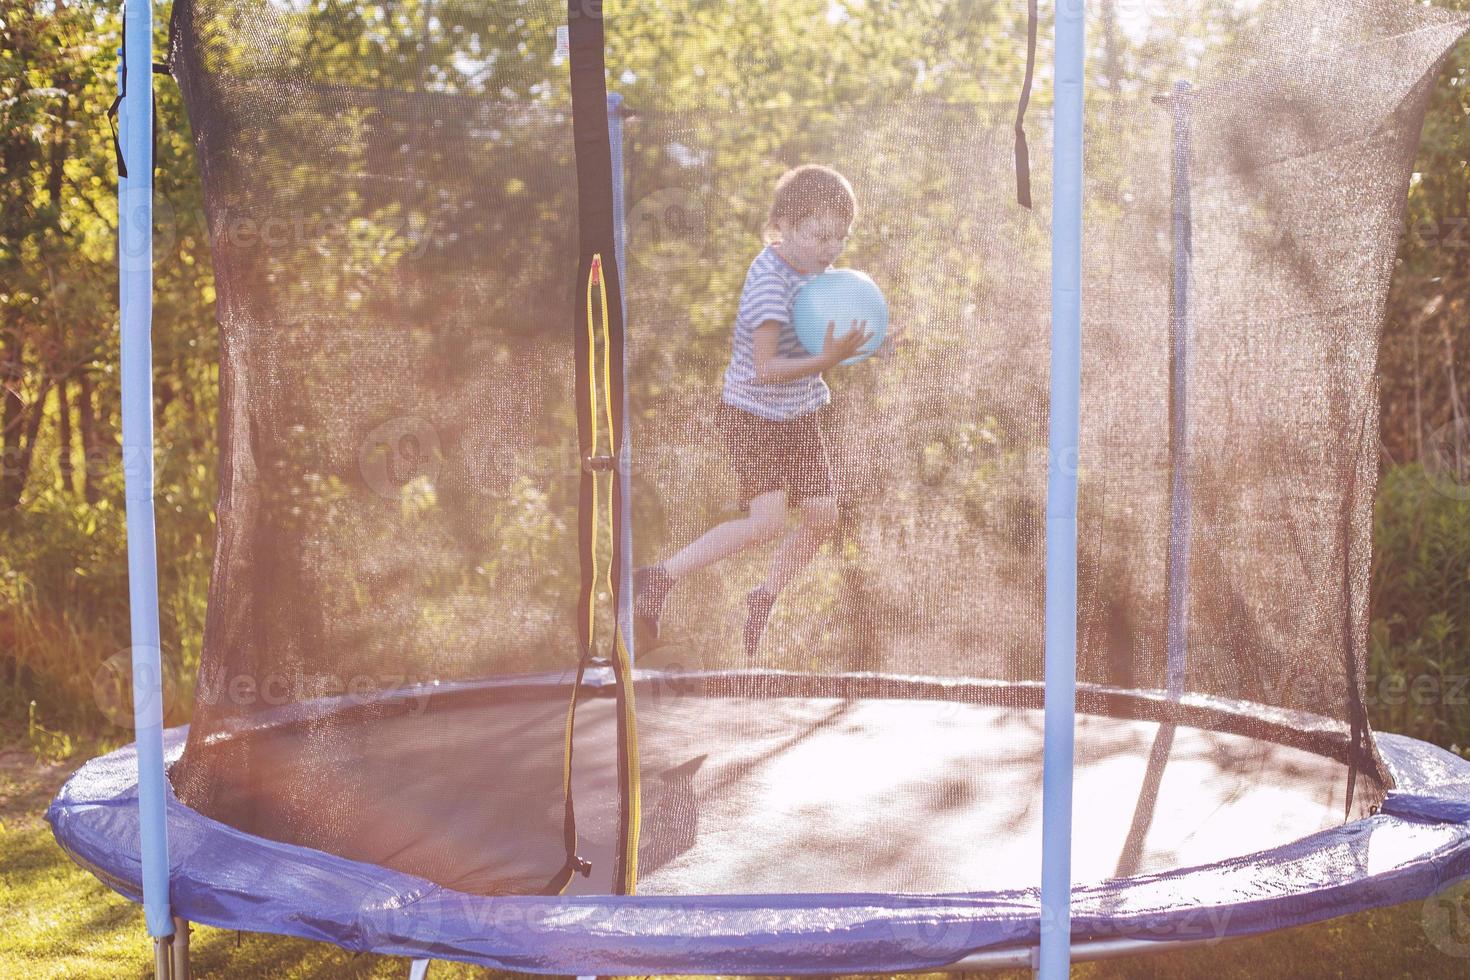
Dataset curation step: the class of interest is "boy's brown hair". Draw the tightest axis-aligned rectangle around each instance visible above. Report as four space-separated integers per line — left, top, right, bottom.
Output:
763 164 856 244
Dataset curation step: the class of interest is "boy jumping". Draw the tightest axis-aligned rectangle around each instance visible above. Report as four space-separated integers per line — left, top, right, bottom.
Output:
634 164 892 660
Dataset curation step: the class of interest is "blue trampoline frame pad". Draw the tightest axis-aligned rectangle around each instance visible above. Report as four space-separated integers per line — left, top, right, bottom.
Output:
48 671 1470 975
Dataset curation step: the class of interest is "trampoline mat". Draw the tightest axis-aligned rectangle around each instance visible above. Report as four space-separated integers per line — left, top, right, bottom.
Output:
179 688 1353 896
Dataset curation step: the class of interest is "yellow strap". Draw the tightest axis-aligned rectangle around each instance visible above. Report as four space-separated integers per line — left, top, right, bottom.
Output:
585 255 603 646
556 674 579 895
559 254 606 881
575 252 641 894
597 260 617 602
594 257 642 893
614 626 640 892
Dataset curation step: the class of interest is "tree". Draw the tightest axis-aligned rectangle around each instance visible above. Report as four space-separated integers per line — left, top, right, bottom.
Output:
1381 15 1470 467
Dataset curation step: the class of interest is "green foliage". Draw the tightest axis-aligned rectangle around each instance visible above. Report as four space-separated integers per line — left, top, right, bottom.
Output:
0 0 1467 743
1 0 215 738
6 747 1470 976
1369 464 1470 754
1380 14 1470 464
0 0 1469 973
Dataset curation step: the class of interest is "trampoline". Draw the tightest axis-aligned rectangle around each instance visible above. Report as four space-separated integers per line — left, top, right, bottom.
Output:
51 670 1470 972
49 0 1470 976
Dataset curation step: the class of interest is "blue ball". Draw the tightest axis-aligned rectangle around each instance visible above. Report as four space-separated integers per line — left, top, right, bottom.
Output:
791 269 889 365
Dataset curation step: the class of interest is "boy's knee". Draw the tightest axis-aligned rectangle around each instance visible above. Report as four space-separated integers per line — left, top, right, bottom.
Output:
746 493 788 542
801 498 839 533
750 511 788 542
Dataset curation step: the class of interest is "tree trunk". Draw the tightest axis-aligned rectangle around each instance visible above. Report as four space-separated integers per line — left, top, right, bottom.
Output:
1443 318 1463 477
1101 0 1122 96
58 376 75 494
1 328 25 509
78 368 101 505
47 97 67 211
1413 313 1422 465
10 378 48 509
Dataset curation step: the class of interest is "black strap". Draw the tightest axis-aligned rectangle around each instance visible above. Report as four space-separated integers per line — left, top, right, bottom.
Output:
108 16 171 180
107 92 127 179
1338 407 1380 819
567 0 637 896
542 647 596 895
1014 0 1039 209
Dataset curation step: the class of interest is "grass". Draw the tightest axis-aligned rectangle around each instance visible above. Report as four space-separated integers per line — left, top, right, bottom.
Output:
4 742 1470 979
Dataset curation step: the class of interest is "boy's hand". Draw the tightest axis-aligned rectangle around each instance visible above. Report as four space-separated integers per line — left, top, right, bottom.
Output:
821 318 874 366
876 321 909 361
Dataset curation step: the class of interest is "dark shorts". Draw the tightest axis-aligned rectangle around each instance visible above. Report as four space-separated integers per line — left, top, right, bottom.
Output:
715 402 836 511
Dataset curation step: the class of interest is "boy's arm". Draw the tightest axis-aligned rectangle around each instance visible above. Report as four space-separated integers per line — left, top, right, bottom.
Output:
751 320 867 384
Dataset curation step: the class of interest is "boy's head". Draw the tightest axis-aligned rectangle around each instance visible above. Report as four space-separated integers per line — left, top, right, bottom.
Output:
764 164 857 269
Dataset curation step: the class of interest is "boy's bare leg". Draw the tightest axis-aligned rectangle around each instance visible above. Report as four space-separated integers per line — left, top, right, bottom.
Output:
634 491 788 647
661 490 788 580
759 495 839 594
745 495 838 660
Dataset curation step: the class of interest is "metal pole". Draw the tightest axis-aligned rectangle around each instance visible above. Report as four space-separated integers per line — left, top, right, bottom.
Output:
153 936 172 979
607 92 634 663
1162 80 1194 699
944 935 1223 972
169 917 191 980
607 95 627 319
1040 1 1085 978
119 0 174 957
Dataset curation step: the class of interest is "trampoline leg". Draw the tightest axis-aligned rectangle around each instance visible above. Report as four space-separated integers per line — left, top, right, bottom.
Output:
152 933 173 980
408 958 430 979
170 918 191 980
1029 944 1042 979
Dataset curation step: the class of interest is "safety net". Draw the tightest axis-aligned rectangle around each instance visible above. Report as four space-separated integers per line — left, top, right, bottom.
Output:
162 0 1470 899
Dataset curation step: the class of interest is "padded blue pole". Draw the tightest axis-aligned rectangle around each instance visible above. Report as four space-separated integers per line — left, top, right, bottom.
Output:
607 94 627 308
119 0 173 941
1163 80 1194 700
1040 1 1084 978
608 92 634 662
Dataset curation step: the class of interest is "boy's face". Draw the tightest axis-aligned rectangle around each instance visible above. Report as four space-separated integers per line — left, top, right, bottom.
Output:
780 213 852 271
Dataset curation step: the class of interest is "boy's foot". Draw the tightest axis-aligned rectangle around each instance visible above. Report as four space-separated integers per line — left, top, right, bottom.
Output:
633 564 674 650
744 586 778 661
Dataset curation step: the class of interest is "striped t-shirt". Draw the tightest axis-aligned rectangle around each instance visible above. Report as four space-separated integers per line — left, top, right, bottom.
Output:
721 246 830 420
